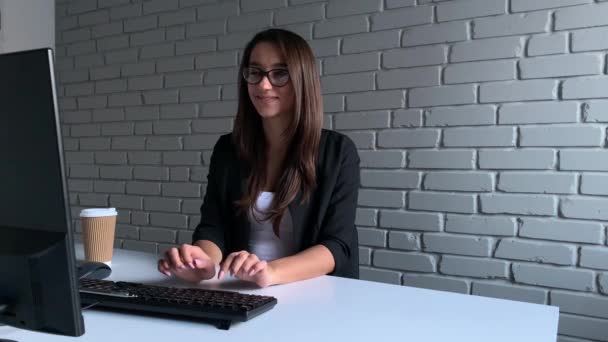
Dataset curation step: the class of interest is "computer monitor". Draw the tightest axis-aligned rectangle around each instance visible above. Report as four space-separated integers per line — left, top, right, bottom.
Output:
0 48 85 337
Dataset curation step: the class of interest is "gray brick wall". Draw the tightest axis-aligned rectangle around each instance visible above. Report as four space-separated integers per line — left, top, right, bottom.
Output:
55 1 608 340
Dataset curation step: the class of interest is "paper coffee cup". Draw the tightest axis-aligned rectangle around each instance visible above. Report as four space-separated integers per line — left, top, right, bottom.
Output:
80 208 117 266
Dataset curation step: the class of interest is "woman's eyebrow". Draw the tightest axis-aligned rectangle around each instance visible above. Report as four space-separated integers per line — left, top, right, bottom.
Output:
249 61 287 68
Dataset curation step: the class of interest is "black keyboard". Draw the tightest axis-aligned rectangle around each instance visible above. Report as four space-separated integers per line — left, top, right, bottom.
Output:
79 278 277 330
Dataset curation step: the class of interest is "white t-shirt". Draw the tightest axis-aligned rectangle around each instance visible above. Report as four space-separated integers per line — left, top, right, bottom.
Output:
247 192 296 261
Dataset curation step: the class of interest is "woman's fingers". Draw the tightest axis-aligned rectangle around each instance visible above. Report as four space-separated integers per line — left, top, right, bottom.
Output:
248 260 267 276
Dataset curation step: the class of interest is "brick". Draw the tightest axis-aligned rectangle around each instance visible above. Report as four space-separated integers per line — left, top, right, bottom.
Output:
116 225 139 239
79 194 109 207
184 135 221 150
403 21 468 46
424 172 493 192
356 208 377 227
384 45 447 69
555 3 608 30
562 77 608 99
521 53 603 79
109 195 142 210
479 149 555 170
378 129 439 148
357 227 386 247
572 27 608 52
498 172 577 194
389 231 421 251
393 109 423 127
358 189 404 208
80 138 110 151
512 0 591 12
559 314 608 341
371 6 432 31
360 170 419 189
126 182 161 196
342 30 401 54
380 210 442 231
162 183 201 197
95 152 127 165
143 0 178 14
324 52 379 75
373 250 436 272
71 124 101 137
473 282 547 304
334 110 390 130
196 51 238 69
346 90 404 111
409 191 476 214
192 118 232 133
163 152 201 166
187 20 225 38
441 256 509 279
580 247 608 270
67 41 97 56
480 80 557 103
445 60 516 84
519 217 605 245
359 249 372 266
144 197 181 213
111 137 146 150
408 150 475 169
385 0 415 8
513 263 595 292
321 72 374 94
424 233 492 257
499 101 578 124
378 66 441 89
180 86 220 103
359 150 405 168
552 290 608 319
196 1 238 21
446 214 516 236
315 15 368 39
359 267 401 285
150 213 188 229
275 4 324 25
92 108 125 123
140 44 175 60
451 36 524 62
444 127 516 147
561 196 608 220
96 80 127 94
561 150 608 171
437 0 505 22
473 12 549 38
126 107 160 121
241 0 285 12
403 274 469 294
496 238 576 265
157 56 195 73
227 12 271 33
143 90 179 105
160 104 198 119
133 167 170 181
409 84 476 107
425 105 496 127
581 173 608 195
600 273 608 295
527 33 568 56
305 38 338 57
128 152 161 165
102 123 134 136
481 194 557 216
326 0 381 18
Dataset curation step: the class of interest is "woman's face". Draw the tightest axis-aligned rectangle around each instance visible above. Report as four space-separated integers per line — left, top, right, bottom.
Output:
246 42 296 121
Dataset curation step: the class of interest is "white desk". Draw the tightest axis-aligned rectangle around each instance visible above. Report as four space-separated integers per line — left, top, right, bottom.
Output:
1 247 558 341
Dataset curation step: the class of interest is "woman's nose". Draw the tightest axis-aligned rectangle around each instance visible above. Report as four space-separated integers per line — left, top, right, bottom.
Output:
259 75 273 90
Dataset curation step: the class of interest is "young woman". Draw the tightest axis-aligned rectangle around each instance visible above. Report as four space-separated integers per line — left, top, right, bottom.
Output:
157 28 360 288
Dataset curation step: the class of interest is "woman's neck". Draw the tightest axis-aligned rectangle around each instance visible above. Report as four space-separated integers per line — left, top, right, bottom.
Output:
262 115 291 151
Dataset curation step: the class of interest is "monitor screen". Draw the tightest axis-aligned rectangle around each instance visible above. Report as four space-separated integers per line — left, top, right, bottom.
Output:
0 48 84 337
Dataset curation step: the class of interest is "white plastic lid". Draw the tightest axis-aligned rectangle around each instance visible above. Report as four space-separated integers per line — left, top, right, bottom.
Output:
79 208 117 218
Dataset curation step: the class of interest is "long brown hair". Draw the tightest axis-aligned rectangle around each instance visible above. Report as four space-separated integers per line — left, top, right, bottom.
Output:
232 28 323 236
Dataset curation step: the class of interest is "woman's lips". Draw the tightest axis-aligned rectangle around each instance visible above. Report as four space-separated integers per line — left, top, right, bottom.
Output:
255 95 279 104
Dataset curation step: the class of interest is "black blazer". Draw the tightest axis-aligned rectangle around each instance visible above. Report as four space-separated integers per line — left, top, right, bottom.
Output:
192 129 360 279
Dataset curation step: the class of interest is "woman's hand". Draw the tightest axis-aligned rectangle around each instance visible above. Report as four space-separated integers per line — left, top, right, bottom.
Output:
157 244 216 283
218 251 275 288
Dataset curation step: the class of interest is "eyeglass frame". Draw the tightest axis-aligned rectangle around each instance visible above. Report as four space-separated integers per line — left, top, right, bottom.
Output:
242 66 291 87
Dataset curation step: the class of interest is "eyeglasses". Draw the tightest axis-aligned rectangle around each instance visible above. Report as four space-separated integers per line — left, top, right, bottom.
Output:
242 66 290 87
